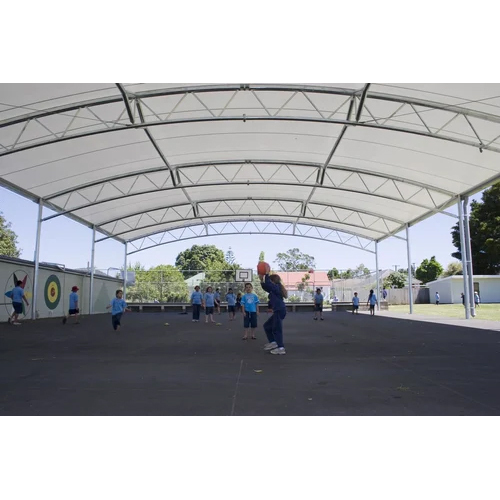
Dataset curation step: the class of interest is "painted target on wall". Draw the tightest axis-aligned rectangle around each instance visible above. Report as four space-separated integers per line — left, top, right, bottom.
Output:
44 274 61 310
3 270 33 318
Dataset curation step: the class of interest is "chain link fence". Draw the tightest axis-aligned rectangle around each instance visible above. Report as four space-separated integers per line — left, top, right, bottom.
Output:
93 268 387 304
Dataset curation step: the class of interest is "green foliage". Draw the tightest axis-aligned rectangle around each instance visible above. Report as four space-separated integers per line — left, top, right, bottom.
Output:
287 295 302 303
441 261 463 278
451 183 500 274
258 251 265 262
327 267 340 280
383 270 407 289
415 256 443 284
274 248 315 271
175 245 227 276
126 264 189 302
0 212 21 258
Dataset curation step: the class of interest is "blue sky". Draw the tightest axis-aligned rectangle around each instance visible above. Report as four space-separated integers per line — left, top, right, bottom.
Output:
1 186 481 273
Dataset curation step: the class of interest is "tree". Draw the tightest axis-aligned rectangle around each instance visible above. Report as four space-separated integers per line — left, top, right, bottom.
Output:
175 245 227 276
274 248 315 271
296 273 311 299
0 212 21 257
353 263 371 278
225 247 235 265
258 251 265 262
340 269 354 280
451 183 500 274
441 262 463 278
327 267 340 280
415 256 443 284
383 271 407 289
126 264 188 302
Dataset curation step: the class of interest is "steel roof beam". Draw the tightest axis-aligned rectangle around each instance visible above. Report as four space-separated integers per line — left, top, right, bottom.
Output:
2 114 495 160
3 84 500 131
95 210 388 243
115 83 135 124
42 180 440 224
45 158 456 201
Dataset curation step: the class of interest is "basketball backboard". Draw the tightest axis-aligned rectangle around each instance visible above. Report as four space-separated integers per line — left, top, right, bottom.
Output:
235 269 253 282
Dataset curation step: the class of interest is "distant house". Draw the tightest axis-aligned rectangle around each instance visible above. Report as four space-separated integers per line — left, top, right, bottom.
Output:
275 271 331 301
427 275 500 304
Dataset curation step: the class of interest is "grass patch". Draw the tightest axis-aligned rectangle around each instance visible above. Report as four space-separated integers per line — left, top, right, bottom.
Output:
388 303 500 321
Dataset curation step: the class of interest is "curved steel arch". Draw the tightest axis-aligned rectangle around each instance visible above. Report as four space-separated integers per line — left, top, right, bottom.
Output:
44 158 456 201
96 210 388 243
2 114 496 159
3 83 500 129
125 220 376 256
44 180 443 224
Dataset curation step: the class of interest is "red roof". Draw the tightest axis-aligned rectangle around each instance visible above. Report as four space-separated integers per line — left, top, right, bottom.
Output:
275 271 330 290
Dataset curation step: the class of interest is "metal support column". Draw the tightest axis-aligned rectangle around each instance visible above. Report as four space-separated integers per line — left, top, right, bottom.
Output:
89 225 96 315
31 200 44 320
406 224 413 314
375 241 380 311
123 242 128 300
457 198 470 319
462 197 476 317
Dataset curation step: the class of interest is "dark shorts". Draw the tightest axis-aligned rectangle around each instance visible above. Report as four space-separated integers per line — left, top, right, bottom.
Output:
13 302 23 314
215 300 221 307
228 305 235 313
244 311 258 328
369 304 375 310
314 304 323 312
69 308 79 315
112 313 123 330
236 303 242 310
353 305 359 310
205 306 214 315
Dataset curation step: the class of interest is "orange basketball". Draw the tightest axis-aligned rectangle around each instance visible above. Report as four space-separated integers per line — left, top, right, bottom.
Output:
257 261 270 275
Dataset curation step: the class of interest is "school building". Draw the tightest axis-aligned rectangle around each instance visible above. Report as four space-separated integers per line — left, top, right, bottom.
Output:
427 275 500 304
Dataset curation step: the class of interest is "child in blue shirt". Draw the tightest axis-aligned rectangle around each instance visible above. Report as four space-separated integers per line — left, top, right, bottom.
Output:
214 288 221 315
367 289 378 316
63 285 80 325
352 292 360 314
8 280 29 325
106 289 131 331
226 288 236 321
191 285 203 322
203 286 216 324
260 273 288 355
313 288 324 321
241 283 260 340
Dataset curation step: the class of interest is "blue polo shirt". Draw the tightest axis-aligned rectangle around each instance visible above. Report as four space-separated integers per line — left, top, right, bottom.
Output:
69 292 79 309
226 293 236 306
353 296 359 306
241 293 259 313
369 294 377 306
204 293 215 307
12 286 24 304
314 293 323 304
191 291 203 304
111 298 127 315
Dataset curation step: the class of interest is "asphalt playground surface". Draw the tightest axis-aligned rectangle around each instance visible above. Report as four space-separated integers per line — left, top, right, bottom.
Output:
1 310 500 415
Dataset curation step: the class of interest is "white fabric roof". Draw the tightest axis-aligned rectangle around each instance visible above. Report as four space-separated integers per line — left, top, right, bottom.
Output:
1 83 500 254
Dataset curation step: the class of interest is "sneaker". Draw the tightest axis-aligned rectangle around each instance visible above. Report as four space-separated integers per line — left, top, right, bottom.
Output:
320 318 324 321
7 317 11 324
12 322 21 326
263 342 278 351
270 347 286 355
192 320 196 322
314 317 318 320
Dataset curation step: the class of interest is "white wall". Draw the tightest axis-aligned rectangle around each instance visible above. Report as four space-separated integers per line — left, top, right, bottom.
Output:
1 256 122 322
428 278 453 304
427 276 500 304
